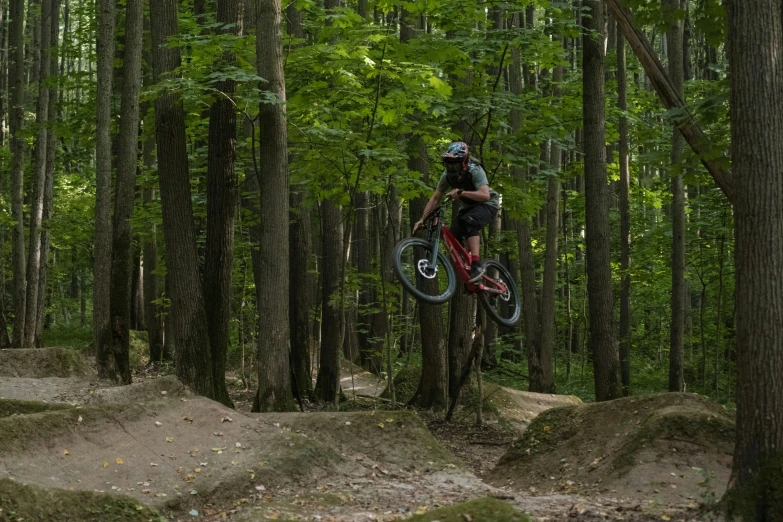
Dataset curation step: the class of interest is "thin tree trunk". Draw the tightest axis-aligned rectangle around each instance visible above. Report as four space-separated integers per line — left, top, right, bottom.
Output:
93 0 114 354
22 0 52 347
204 0 242 408
150 0 215 398
536 52 563 394
314 200 343 405
406 132 447 411
253 0 293 412
100 0 142 384
723 1 783 517
583 0 622 402
286 0 312 400
665 0 686 393
143 188 165 363
9 0 26 347
141 11 165 363
34 0 60 347
618 27 631 395
290 187 314 398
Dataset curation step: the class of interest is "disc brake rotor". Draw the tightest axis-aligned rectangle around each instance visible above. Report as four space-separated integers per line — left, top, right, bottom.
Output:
417 259 438 279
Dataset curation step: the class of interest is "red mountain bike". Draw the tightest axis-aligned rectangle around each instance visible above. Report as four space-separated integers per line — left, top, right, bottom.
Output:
392 197 521 327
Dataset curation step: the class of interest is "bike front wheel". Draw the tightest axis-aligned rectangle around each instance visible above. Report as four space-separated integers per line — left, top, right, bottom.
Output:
478 260 522 327
393 238 457 305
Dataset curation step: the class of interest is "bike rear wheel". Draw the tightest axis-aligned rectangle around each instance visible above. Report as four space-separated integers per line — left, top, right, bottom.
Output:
393 238 457 305
478 260 521 327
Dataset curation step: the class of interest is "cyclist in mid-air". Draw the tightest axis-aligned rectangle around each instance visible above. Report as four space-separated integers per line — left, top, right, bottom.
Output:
412 141 500 283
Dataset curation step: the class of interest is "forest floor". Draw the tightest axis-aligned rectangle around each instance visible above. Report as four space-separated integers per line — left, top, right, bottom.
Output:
0 345 731 522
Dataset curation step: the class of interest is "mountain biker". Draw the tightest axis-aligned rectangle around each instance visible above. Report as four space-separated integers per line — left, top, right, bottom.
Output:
412 141 500 283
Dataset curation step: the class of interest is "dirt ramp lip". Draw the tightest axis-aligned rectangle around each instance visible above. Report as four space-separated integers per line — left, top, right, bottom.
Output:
253 410 459 471
490 393 734 503
0 347 92 378
0 398 74 418
0 397 359 517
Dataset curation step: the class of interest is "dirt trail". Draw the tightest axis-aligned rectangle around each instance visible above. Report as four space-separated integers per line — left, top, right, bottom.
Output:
0 349 710 521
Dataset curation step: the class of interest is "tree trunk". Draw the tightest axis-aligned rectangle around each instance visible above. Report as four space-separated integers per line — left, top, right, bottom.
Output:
143 188 165 363
314 200 343 405
253 0 293 412
290 187 314 398
204 0 241 409
22 0 51 347
9 0 26 347
510 14 541 377
150 0 215 398
355 190 372 365
605 0 733 203
722 2 783 518
34 0 60 348
618 27 631 395
408 139 447 411
99 0 142 384
535 53 563 395
286 0 312 401
583 0 622 402
664 0 686 393
93 0 115 354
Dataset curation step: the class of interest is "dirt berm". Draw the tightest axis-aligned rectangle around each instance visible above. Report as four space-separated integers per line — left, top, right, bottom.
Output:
0 395 470 519
490 393 734 504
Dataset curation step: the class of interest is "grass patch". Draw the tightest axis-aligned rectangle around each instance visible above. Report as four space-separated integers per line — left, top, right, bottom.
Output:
407 498 530 521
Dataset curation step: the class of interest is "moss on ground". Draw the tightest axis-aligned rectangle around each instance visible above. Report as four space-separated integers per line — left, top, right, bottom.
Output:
0 478 164 522
406 498 531 521
0 399 73 418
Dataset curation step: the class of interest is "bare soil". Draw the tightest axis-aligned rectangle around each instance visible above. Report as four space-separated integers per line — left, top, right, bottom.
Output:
0 348 733 522
489 393 734 507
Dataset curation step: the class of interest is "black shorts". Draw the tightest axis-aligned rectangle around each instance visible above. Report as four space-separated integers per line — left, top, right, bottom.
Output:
450 203 498 241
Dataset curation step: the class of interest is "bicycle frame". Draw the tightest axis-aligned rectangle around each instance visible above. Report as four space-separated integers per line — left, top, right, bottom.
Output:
425 205 508 298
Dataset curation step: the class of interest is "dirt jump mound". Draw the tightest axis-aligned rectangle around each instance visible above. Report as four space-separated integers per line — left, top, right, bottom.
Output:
490 393 734 504
0 478 164 522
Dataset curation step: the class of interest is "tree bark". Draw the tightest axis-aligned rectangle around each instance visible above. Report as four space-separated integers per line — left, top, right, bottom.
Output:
22 0 51 347
141 12 165 364
204 0 241 409
99 0 142 384
34 0 60 348
150 0 215 398
535 51 563 395
289 188 313 398
143 188 166 363
253 0 293 412
722 2 783 518
314 200 343 405
618 27 631 395
9 0 26 347
286 0 313 400
93 0 115 354
583 0 622 402
664 0 686 393
408 138 447 411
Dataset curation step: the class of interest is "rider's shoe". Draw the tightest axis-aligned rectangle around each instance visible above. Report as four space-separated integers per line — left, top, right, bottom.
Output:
468 260 486 283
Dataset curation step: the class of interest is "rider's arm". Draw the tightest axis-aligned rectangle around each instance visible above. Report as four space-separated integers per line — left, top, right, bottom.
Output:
412 190 444 233
458 185 491 203
421 190 444 220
